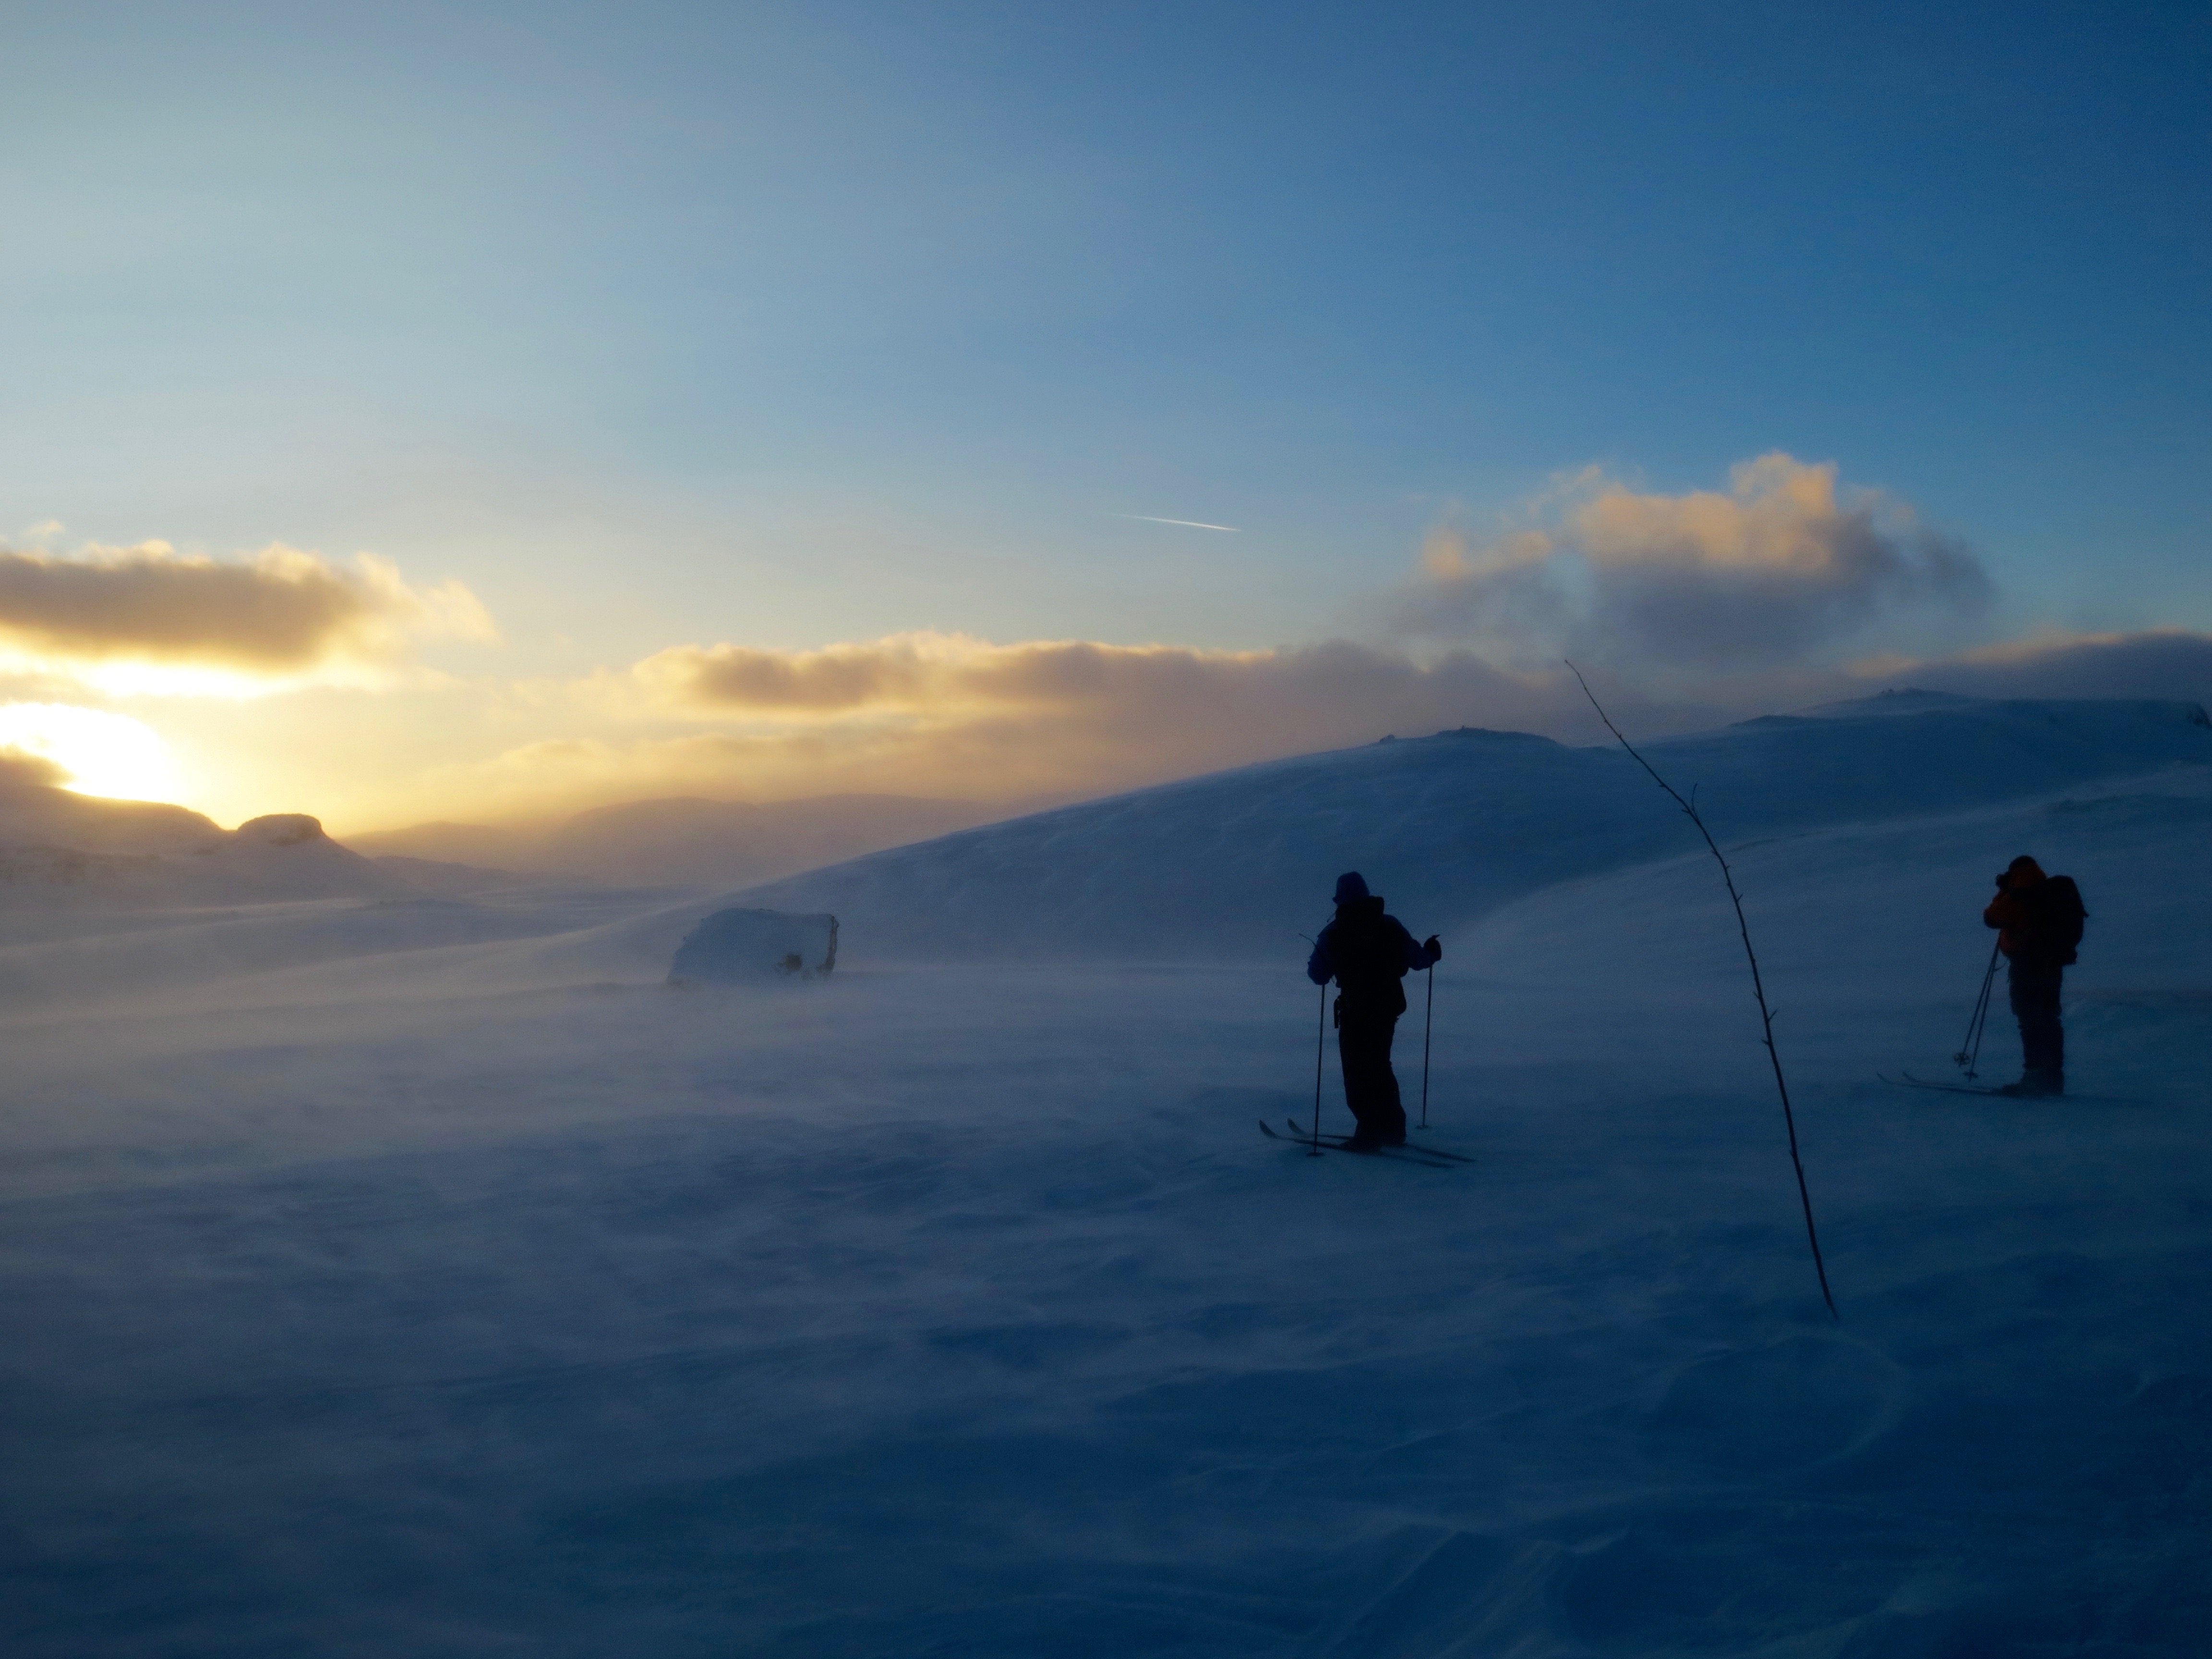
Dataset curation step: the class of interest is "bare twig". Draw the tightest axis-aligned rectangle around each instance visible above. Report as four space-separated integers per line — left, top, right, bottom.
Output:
1569 662 1839 1319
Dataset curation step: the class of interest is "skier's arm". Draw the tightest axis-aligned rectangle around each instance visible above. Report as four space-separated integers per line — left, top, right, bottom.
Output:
1984 888 2024 930
1306 930 1334 986
1392 920 1441 971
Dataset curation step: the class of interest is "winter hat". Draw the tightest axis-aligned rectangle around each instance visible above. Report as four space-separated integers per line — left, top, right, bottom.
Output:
2006 855 2046 885
1333 871 1370 904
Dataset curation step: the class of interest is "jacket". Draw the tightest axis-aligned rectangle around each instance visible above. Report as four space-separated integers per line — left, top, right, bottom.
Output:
1983 859 2087 968
1306 895 1440 1016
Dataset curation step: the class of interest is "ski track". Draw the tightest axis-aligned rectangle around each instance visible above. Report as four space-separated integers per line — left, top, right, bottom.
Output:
2 707 2210 1655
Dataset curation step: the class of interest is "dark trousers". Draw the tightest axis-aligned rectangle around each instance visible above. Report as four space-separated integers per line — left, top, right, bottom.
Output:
1336 1002 1406 1143
2008 960 2065 1082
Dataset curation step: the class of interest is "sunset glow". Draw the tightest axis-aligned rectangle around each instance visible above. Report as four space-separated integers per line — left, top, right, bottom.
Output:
0 703 179 802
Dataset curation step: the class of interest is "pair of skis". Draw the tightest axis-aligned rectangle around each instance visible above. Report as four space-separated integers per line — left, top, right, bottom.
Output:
1257 1118 1473 1169
1880 1072 2132 1104
1881 1071 2020 1097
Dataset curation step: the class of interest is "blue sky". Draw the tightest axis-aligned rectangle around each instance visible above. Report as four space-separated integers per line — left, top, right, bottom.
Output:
1 0 2208 824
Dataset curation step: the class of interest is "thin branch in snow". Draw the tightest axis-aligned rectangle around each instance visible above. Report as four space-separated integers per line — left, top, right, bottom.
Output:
1568 662 1839 1320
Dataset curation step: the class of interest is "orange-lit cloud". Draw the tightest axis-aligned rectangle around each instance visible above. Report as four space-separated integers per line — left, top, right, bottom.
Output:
1403 454 1991 670
0 541 496 686
637 632 1320 717
634 632 1592 737
415 635 1671 821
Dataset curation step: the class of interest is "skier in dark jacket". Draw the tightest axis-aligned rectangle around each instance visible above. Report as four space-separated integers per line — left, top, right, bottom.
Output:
1982 855 2087 1097
1306 871 1442 1148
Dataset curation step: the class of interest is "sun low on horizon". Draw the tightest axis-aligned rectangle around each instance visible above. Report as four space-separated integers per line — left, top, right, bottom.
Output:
0 703 180 805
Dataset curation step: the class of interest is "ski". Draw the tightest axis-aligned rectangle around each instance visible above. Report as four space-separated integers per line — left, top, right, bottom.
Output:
1880 1072 2137 1105
1882 1071 2011 1097
1289 1118 1478 1163
1258 1119 1453 1167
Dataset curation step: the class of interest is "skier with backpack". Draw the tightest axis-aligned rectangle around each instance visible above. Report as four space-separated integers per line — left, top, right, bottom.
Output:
1306 872 1443 1149
1982 855 2088 1097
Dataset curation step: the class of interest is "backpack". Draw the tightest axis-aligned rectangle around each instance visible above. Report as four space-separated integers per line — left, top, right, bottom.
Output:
2026 876 2088 969
1328 903 1406 995
2032 875 2087 964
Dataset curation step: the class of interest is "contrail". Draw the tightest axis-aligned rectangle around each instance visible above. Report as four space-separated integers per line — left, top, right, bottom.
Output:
1113 514 1244 532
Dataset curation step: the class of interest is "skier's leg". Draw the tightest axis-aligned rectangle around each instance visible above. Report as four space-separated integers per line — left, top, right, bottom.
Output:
1339 1008 1404 1145
1336 1020 1373 1136
2021 965 2065 1093
2048 968 2066 1092
2006 962 2065 1094
1372 1013 1407 1142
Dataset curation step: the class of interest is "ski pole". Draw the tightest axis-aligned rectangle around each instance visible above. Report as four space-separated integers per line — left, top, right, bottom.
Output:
1419 961 1434 1130
1310 979 1328 1157
1955 938 2001 1077
1965 972 1996 1078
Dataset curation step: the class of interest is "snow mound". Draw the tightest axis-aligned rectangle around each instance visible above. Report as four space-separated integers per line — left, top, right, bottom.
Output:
734 695 2212 960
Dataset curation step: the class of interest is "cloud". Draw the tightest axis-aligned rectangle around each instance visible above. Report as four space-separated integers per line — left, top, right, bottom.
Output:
1400 454 1992 672
1884 628 2212 708
426 632 1687 821
636 631 1589 733
0 541 497 685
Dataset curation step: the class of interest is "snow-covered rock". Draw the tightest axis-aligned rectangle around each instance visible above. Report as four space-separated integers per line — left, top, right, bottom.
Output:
668 907 839 983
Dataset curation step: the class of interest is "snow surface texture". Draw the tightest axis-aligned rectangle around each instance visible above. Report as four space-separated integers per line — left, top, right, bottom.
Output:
2 695 2209 1656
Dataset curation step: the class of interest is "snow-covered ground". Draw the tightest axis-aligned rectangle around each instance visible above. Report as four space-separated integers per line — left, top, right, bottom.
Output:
3 696 2209 1656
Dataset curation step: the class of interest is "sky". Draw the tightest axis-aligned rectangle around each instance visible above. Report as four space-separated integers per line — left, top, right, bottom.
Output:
2 0 2209 831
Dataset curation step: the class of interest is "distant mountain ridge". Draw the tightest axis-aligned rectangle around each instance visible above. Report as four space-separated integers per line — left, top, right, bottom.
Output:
348 793 1020 890
0 769 1036 912
0 771 417 906
727 695 2212 961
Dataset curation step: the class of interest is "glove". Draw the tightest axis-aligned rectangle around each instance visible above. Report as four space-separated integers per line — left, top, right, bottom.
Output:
1992 871 2011 890
1424 935 1442 960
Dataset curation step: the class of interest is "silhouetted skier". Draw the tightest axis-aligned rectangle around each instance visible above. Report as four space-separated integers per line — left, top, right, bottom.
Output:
1306 872 1442 1148
1982 855 2087 1097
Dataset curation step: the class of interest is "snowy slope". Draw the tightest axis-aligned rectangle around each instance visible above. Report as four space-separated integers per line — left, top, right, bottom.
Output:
735 695 2212 959
1 696 2208 1657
